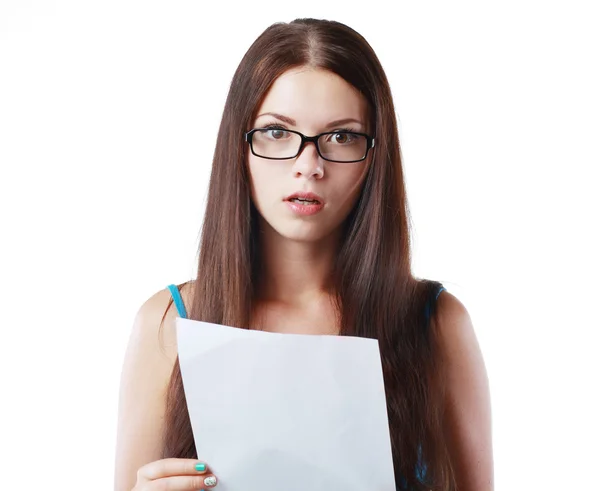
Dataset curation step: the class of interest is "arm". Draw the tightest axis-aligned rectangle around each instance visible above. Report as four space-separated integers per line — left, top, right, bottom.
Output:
434 291 494 490
113 288 181 491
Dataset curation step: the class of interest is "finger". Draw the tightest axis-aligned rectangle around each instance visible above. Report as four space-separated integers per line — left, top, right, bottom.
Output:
148 473 218 490
138 458 211 481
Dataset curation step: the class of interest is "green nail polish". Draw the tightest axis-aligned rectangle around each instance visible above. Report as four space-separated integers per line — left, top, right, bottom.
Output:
195 463 206 472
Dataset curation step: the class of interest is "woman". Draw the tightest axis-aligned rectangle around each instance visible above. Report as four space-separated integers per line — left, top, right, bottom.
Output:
115 18 493 491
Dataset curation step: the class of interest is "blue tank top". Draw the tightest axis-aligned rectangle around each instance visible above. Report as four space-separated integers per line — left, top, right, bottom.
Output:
166 282 445 489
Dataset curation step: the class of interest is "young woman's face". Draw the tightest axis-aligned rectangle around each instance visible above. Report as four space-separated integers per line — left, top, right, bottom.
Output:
246 66 373 243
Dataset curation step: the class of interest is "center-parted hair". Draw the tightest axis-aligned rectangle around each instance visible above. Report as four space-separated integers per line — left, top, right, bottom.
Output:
160 18 454 491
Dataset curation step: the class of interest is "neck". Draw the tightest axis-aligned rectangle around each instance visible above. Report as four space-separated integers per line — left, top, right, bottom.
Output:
255 220 341 308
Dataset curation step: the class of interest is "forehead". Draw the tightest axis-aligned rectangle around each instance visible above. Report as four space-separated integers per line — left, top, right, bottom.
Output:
255 67 368 126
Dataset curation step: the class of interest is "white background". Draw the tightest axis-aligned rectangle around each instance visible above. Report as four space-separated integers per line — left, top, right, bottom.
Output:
1 1 598 489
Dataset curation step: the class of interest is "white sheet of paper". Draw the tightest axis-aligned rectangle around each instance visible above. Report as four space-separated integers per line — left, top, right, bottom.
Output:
176 317 397 491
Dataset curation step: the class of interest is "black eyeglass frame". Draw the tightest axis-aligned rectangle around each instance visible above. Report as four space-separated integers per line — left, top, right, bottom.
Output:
244 128 376 163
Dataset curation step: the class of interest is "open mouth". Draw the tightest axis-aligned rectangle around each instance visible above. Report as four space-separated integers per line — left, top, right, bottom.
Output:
287 197 321 205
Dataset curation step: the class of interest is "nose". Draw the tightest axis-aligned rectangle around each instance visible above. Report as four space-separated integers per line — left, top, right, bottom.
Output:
292 140 324 179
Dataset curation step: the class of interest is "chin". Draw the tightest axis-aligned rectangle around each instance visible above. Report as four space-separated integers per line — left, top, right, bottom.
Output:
277 220 342 244
275 227 324 243
256 210 339 243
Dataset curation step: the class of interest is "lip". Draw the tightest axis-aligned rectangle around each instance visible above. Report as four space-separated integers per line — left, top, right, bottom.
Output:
283 191 325 204
285 200 324 216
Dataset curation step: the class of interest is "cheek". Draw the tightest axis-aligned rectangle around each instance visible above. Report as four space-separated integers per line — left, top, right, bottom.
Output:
247 156 264 193
247 157 281 208
332 164 370 207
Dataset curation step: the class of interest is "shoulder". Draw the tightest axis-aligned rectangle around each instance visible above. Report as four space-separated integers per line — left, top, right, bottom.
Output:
432 290 485 378
140 280 195 316
132 280 196 364
431 289 485 389
432 290 495 490
433 290 472 335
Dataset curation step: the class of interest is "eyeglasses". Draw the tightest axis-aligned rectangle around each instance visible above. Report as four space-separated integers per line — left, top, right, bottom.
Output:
244 127 375 163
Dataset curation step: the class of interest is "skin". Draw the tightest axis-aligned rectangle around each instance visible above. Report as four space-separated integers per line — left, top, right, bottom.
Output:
114 66 493 491
247 66 372 334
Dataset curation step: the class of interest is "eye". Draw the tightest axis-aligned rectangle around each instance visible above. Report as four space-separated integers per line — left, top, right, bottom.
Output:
262 124 291 140
327 129 359 144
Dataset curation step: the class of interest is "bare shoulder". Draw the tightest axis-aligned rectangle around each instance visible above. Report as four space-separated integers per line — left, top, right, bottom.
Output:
125 279 197 397
133 280 196 364
435 290 471 327
432 289 486 390
433 290 495 490
433 291 489 379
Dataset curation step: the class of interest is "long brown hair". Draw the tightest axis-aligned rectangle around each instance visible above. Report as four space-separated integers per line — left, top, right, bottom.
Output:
160 18 454 490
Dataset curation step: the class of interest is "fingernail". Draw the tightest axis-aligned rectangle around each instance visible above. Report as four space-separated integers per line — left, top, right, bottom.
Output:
195 462 206 472
204 476 217 487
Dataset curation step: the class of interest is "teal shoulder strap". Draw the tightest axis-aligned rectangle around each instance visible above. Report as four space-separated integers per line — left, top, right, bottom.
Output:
166 284 188 318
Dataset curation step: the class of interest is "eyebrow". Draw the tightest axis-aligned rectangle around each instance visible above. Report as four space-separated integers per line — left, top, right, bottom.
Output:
256 112 364 129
